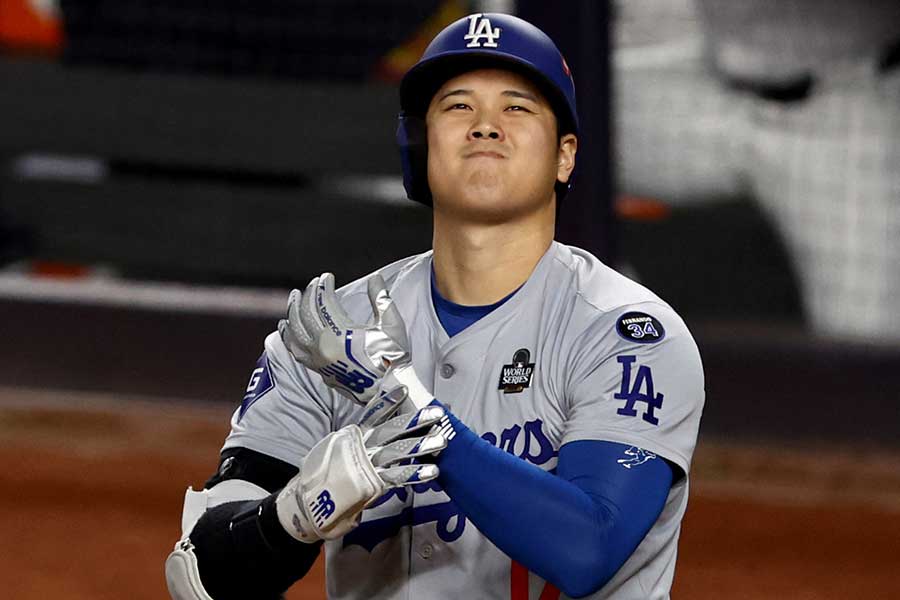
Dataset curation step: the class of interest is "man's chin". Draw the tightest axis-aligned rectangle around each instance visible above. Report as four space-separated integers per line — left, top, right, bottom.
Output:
436 191 533 223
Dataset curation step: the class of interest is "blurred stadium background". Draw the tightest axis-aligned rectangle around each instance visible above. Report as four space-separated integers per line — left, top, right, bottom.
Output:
1 0 898 598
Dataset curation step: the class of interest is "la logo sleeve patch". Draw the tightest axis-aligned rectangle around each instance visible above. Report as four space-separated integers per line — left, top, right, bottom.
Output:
615 355 663 425
616 311 665 344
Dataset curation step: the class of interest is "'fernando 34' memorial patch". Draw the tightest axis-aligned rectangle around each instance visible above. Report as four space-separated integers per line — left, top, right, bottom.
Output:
616 311 665 343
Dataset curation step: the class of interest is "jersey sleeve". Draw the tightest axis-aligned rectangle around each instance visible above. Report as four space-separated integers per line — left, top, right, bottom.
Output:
561 302 705 476
221 330 338 469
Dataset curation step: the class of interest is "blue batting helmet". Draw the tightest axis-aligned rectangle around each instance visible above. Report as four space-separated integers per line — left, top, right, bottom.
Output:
397 12 579 206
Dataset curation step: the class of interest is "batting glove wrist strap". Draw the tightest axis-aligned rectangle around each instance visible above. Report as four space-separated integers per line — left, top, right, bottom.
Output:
383 362 435 410
276 425 383 542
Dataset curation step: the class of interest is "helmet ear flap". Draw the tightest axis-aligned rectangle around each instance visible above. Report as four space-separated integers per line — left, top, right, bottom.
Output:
396 113 431 205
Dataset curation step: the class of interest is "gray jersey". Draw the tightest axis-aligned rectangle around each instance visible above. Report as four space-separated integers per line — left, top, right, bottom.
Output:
226 241 704 600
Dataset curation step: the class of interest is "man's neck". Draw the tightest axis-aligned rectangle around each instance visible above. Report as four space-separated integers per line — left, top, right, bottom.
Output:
431 212 554 306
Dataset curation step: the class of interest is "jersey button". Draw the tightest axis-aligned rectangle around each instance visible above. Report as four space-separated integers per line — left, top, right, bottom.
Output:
420 543 433 559
440 364 455 379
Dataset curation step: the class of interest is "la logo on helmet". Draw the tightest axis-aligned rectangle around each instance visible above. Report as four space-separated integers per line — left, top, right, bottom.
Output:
464 13 501 48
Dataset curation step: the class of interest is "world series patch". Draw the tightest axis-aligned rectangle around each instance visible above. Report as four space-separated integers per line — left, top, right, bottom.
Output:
498 348 535 394
616 311 665 343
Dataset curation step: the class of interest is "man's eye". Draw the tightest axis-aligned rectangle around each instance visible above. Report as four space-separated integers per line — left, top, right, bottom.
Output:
447 103 470 111
506 105 531 112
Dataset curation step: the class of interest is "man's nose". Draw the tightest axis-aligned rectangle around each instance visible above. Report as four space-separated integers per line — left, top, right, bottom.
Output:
471 130 501 140
468 117 504 141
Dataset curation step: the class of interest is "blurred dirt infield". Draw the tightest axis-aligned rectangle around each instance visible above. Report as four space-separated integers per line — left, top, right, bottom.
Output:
2 386 899 599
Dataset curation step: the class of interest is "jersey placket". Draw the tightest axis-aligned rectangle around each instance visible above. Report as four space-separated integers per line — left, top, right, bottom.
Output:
404 317 485 595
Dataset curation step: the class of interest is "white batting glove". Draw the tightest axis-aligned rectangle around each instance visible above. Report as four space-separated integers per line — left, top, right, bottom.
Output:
275 385 446 543
278 273 411 405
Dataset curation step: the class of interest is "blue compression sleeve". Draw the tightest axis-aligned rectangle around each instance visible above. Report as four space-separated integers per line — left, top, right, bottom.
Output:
436 410 673 598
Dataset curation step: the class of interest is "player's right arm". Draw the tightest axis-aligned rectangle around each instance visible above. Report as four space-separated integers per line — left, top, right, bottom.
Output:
165 332 448 600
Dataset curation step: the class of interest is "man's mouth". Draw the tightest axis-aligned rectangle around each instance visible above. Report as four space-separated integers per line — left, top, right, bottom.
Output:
464 151 506 159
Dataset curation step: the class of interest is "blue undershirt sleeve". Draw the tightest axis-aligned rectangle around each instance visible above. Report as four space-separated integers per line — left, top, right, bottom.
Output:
435 408 673 598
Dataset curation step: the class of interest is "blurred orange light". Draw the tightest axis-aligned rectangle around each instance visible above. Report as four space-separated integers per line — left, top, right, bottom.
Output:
373 0 466 83
30 260 90 279
615 195 671 222
0 0 63 54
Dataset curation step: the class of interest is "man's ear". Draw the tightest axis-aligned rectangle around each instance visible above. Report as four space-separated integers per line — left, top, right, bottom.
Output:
556 133 577 184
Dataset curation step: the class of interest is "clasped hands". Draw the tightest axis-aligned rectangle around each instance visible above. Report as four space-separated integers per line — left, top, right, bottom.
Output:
275 273 448 542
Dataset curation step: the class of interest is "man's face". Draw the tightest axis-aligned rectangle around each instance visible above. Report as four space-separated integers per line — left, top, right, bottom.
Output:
424 68 576 223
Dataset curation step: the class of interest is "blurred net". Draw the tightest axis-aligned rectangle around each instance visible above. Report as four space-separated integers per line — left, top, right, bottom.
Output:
58 0 448 80
613 0 900 342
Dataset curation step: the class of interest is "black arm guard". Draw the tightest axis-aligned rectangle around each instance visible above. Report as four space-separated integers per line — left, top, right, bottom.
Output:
188 447 321 600
205 446 300 492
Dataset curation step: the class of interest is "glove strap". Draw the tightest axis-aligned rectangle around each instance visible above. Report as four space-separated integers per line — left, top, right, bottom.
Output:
389 363 436 410
276 425 386 542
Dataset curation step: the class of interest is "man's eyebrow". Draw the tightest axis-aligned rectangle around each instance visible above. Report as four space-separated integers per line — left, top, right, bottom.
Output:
436 89 472 103
502 90 539 102
435 89 540 103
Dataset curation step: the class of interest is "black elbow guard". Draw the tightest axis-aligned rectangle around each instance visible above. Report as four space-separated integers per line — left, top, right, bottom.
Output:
188 493 321 600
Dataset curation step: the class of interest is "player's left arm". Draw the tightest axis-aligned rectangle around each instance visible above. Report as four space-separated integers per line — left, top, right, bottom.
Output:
436 420 672 598
435 307 704 598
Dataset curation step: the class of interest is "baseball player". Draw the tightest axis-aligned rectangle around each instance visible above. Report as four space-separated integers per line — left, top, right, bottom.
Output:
166 13 704 600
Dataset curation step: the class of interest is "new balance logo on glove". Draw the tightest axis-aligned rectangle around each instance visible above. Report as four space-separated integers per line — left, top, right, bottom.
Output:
311 490 337 526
